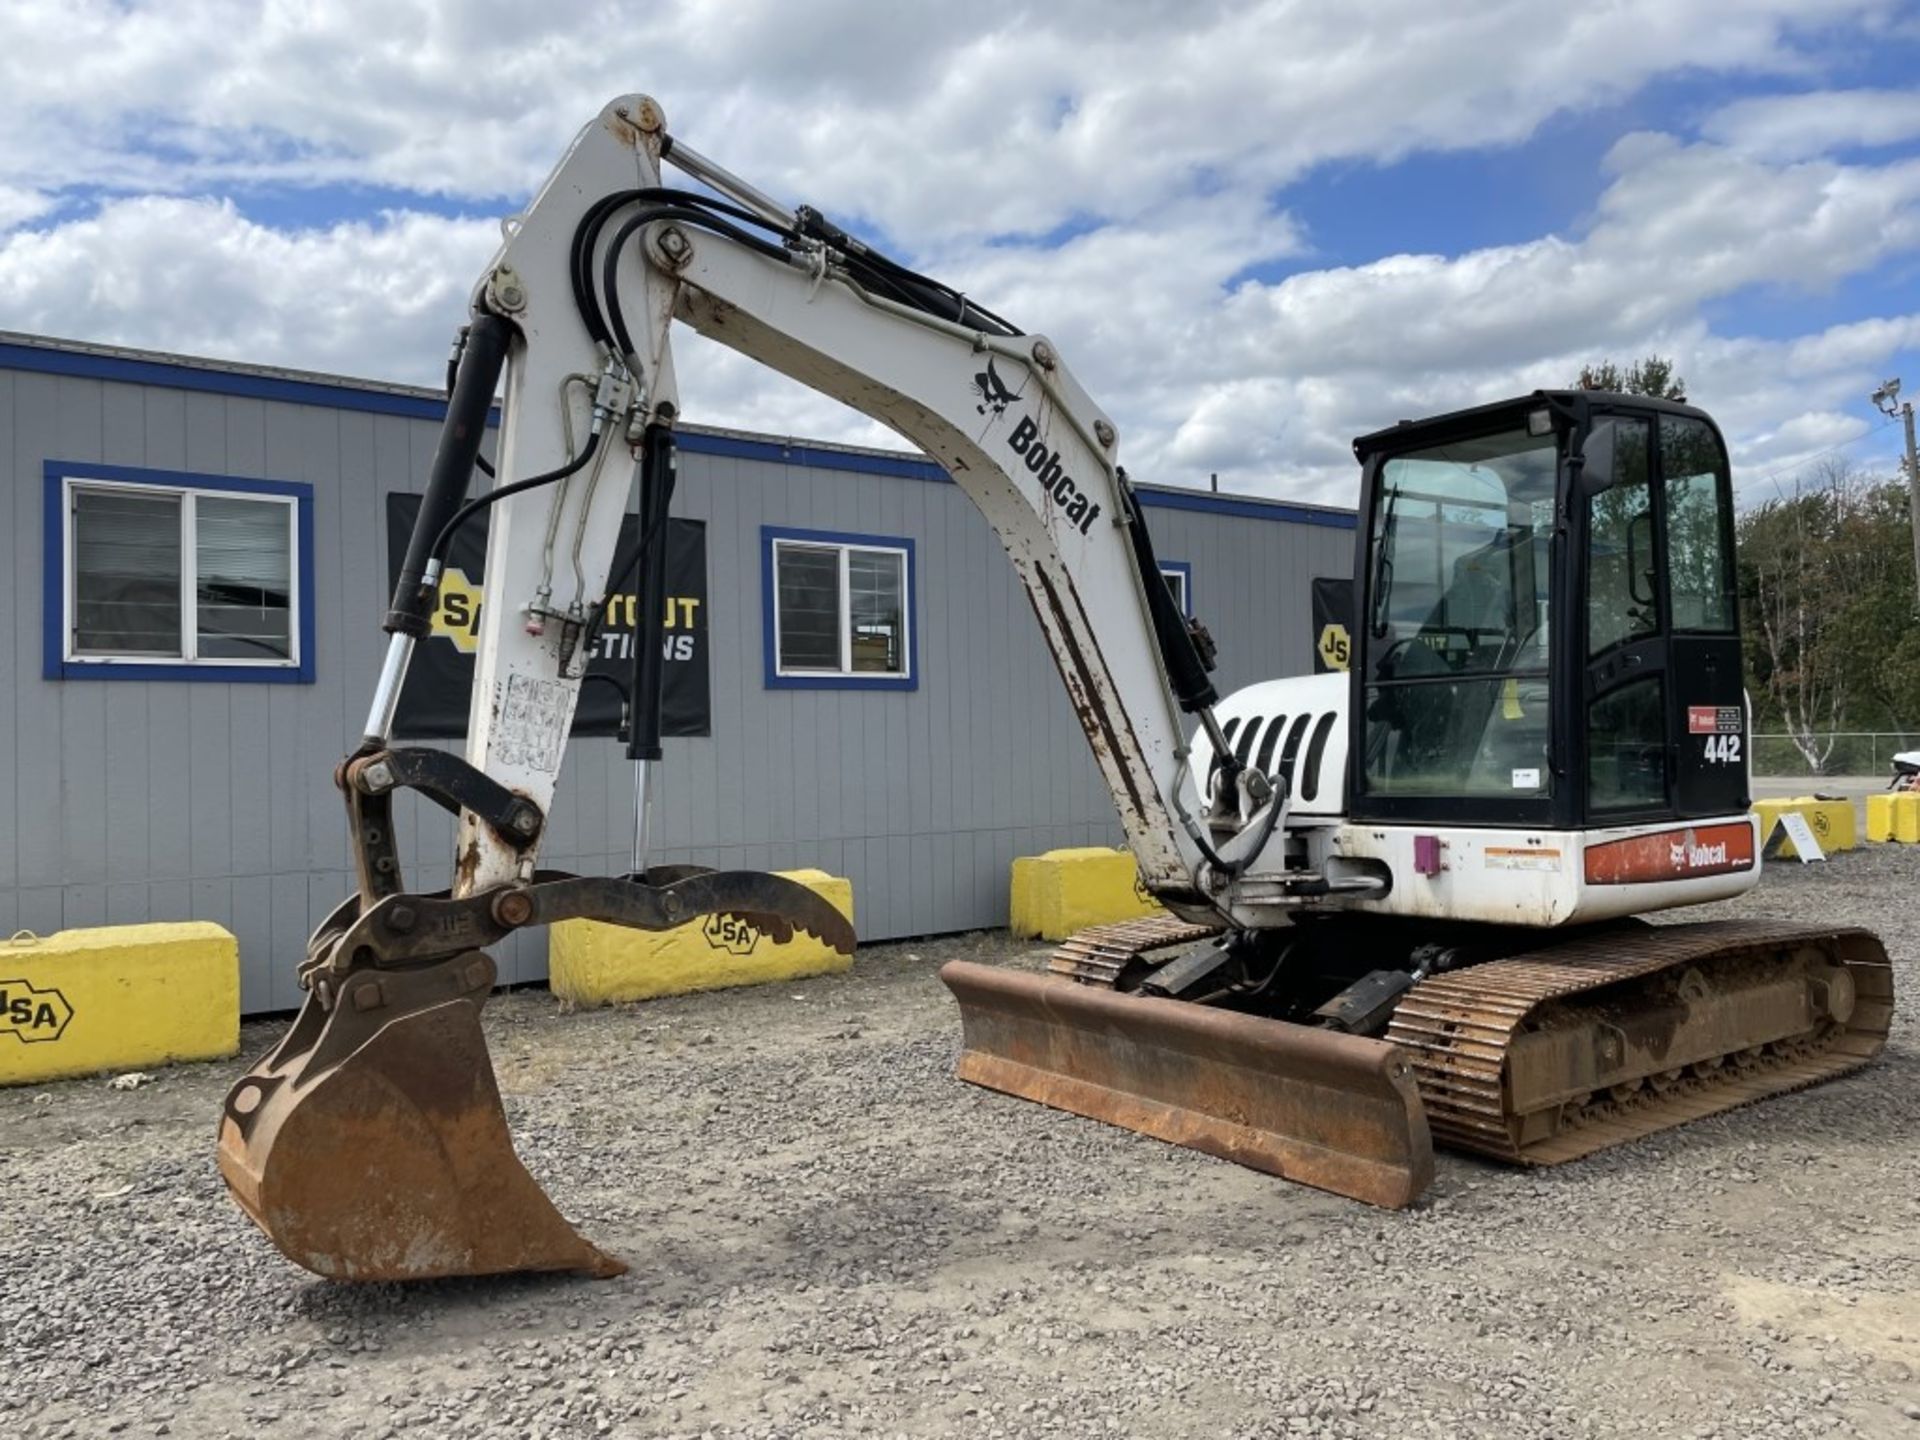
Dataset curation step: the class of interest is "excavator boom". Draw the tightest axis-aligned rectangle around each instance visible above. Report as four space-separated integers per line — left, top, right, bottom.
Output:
217 95 1436 1278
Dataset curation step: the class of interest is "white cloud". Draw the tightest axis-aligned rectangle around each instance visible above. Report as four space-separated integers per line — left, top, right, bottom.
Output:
0 3 1915 508
0 186 52 231
0 197 497 382
1704 88 1920 161
0 0 1890 230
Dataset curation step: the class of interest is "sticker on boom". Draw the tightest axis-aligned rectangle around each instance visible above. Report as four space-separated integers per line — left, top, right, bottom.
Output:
1583 822 1754 885
0 979 74 1043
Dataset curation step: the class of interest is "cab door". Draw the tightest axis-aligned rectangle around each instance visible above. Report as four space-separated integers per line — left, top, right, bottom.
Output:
1578 408 1745 825
1655 413 1745 818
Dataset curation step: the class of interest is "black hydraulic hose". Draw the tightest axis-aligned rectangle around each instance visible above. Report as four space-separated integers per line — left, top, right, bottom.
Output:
599 204 793 361
573 187 795 351
427 426 605 568
793 206 1022 336
579 671 632 745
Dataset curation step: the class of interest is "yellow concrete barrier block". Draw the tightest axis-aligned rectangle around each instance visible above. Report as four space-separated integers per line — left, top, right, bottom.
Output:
1894 793 1920 844
549 869 854 1006
1867 793 1896 842
1864 793 1917 842
1010 846 1162 941
1754 796 1857 858
0 923 239 1086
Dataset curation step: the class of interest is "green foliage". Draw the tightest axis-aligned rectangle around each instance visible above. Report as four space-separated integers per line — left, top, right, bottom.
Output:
1737 465 1920 766
1576 355 1688 400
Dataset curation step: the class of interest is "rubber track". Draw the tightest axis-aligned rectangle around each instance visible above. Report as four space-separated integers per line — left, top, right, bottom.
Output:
1046 915 1226 987
1386 919 1893 1164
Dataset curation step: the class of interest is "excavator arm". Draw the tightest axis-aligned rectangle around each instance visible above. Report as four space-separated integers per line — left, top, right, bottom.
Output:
217 97 1430 1284
411 97 1277 915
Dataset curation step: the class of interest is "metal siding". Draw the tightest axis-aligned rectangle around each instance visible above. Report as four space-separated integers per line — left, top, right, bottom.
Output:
2 356 1348 1010
14 375 63 896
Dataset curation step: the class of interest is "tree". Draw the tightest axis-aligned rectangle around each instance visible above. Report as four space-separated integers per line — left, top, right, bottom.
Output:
1737 465 1853 772
1736 460 1920 771
1576 355 1687 400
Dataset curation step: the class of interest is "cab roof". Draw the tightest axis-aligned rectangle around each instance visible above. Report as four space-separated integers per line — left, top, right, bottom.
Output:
1351 390 1717 461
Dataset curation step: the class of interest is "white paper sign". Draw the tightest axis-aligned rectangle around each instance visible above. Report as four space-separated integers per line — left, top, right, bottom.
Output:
1766 811 1826 864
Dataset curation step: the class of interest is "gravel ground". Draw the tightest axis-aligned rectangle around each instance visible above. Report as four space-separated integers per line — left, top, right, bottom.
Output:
6 848 1920 1440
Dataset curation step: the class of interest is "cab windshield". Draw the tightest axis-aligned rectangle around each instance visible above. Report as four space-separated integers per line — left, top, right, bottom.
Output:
1361 423 1556 800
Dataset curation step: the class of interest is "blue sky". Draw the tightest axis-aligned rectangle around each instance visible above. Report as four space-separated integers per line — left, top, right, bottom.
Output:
0 1 1916 503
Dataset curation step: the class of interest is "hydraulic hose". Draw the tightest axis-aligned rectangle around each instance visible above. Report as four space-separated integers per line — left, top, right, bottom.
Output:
427 427 605 570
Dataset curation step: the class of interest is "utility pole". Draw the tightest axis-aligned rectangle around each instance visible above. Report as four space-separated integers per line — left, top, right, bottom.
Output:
1872 379 1920 610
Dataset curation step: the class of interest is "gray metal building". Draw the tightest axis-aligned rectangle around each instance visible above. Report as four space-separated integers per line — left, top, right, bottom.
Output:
0 331 1356 1013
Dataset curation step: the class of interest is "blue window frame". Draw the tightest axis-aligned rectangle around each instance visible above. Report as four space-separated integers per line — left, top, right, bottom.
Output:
44 461 316 684
1159 561 1192 617
762 525 917 691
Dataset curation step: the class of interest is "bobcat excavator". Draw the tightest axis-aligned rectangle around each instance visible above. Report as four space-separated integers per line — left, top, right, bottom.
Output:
217 95 1893 1281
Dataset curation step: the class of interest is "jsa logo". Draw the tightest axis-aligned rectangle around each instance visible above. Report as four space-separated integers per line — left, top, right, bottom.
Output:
703 913 762 955
0 980 74 1043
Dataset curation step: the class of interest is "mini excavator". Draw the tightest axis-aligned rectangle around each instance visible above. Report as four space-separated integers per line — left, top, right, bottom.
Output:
218 96 1892 1281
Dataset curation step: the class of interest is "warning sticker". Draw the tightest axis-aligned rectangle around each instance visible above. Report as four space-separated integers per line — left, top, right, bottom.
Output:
1486 846 1562 873
1687 705 1744 735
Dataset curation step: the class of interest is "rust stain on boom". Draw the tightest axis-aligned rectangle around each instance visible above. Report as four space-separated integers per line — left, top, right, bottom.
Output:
940 960 1433 1209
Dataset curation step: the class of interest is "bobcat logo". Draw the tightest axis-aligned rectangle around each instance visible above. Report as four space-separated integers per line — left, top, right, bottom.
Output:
972 357 1017 416
1670 839 1688 869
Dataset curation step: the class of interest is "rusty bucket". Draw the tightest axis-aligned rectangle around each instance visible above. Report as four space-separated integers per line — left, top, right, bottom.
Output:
940 960 1433 1209
217 951 623 1282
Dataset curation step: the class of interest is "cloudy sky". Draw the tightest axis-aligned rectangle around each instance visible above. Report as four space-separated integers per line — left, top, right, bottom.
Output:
1 1 1917 505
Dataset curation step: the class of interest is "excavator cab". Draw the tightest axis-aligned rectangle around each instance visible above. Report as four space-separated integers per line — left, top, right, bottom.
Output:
1350 392 1747 832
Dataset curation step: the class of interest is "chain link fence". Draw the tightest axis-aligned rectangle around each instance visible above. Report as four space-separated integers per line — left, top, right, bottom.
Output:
1751 732 1919 777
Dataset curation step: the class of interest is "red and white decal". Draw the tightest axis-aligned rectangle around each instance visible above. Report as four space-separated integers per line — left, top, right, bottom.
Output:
1687 705 1743 735
1583 822 1755 885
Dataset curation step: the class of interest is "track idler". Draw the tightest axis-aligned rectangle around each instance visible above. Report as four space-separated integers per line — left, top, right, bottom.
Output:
219 869 857 1282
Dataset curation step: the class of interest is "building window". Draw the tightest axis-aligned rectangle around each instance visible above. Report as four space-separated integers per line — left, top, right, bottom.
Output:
45 462 316 683
762 526 916 690
1160 562 1192 616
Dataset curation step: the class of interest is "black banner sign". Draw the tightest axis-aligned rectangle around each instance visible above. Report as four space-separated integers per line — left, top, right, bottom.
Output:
1311 575 1353 673
383 493 711 740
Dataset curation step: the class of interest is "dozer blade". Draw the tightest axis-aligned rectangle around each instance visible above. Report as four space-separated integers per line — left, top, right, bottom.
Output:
217 950 623 1282
940 960 1433 1209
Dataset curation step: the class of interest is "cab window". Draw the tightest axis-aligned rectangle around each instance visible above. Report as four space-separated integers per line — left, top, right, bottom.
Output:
1360 424 1556 799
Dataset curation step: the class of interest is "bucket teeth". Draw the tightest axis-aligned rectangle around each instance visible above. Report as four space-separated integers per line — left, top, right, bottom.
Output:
217 950 623 1283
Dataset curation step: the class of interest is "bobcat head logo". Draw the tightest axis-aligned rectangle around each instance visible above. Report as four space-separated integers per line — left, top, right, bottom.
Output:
972 356 1017 417
1669 839 1688 869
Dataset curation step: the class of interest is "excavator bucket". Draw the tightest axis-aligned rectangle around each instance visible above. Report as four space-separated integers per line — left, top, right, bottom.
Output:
217 950 624 1282
940 961 1433 1209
